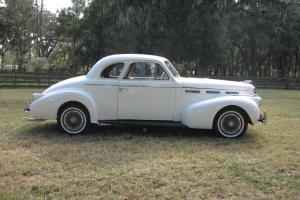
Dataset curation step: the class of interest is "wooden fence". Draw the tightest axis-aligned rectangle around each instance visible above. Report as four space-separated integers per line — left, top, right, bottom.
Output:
209 76 300 90
0 72 300 89
0 72 80 88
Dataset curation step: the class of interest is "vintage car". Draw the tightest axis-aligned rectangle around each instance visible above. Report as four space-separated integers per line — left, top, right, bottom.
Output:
24 54 267 138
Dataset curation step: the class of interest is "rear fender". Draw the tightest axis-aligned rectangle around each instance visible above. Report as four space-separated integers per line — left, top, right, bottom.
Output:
181 96 260 129
30 90 97 123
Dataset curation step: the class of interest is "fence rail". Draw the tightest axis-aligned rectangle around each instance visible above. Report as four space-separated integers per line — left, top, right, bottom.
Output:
0 72 300 89
0 72 80 88
209 76 300 90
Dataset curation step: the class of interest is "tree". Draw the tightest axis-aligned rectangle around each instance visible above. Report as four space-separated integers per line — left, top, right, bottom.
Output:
0 5 10 69
1 0 300 77
55 0 87 72
33 0 57 59
5 0 34 71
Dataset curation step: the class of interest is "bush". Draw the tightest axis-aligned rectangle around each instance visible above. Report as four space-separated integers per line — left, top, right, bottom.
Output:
29 58 50 72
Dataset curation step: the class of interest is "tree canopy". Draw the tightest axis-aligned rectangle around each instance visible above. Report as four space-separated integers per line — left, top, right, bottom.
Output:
0 0 300 78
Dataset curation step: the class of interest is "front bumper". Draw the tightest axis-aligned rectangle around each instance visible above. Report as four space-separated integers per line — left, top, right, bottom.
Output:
258 110 267 124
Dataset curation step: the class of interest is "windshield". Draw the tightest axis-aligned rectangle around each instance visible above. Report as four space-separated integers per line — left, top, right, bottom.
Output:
164 61 180 78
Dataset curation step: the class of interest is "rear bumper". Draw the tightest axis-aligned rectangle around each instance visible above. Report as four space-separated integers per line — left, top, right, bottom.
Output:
24 106 35 121
258 110 267 124
24 101 44 121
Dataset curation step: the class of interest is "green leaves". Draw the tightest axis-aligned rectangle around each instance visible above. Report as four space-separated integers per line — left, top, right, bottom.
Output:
1 0 300 77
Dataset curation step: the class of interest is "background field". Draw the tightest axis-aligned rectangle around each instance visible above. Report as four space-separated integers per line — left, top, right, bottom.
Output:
0 89 299 199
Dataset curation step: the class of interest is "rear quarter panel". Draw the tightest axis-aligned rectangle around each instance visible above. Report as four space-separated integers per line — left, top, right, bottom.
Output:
29 89 98 123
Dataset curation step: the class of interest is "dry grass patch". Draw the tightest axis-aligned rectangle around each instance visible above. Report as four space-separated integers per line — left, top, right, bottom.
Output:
0 89 299 199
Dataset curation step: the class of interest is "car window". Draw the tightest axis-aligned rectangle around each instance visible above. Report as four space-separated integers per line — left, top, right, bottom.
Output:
165 61 180 78
125 62 169 80
101 63 124 79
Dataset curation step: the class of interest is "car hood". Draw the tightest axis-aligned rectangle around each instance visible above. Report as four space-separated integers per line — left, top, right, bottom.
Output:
176 77 255 91
43 75 86 94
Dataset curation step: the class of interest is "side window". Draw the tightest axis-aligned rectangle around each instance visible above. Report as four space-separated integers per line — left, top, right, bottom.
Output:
101 63 124 79
125 62 169 80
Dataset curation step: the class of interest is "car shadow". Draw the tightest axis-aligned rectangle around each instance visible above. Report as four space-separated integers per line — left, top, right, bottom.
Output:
15 121 260 146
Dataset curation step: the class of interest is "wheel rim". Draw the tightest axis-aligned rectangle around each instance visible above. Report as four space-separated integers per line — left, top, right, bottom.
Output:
217 111 244 137
61 107 86 134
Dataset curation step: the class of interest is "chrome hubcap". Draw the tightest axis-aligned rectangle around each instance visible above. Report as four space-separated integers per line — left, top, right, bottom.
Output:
218 111 244 137
61 108 86 134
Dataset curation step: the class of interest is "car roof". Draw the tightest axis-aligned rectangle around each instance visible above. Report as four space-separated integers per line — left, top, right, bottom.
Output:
87 54 169 79
99 54 167 63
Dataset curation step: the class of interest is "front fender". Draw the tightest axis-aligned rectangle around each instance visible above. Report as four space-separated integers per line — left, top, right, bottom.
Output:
29 89 97 123
181 96 261 129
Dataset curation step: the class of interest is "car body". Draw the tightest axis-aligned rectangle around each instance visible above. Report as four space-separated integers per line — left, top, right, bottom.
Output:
25 54 267 138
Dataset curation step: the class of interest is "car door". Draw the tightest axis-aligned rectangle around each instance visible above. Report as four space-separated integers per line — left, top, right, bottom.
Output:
86 63 124 120
118 61 176 121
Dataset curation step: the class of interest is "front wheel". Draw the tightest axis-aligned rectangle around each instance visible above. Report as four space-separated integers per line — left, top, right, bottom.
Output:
213 108 248 138
58 105 90 135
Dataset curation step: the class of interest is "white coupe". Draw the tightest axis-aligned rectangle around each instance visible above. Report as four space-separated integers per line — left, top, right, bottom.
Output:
25 54 267 138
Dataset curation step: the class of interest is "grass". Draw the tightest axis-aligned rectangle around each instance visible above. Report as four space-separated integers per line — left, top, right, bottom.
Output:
0 89 299 199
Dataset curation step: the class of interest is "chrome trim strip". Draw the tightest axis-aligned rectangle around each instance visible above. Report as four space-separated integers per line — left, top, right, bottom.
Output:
120 85 175 88
85 83 176 88
98 119 187 127
85 84 118 86
24 117 45 122
85 84 248 92
182 87 249 92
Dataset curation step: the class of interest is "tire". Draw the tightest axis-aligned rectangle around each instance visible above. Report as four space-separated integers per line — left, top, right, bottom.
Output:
213 108 248 138
58 104 90 135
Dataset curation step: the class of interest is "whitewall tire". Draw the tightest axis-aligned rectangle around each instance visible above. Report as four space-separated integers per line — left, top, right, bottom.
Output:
58 105 90 135
214 108 248 138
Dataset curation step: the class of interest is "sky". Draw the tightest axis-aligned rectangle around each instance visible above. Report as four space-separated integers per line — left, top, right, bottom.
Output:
43 0 72 13
0 0 72 13
1 0 238 13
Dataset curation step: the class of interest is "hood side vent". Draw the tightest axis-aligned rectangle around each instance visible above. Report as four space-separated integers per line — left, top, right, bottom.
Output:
225 91 239 95
206 90 221 94
185 89 201 94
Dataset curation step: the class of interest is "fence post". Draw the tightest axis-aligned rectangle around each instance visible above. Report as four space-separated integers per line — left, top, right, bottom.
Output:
48 72 51 87
38 73 40 87
14 70 16 88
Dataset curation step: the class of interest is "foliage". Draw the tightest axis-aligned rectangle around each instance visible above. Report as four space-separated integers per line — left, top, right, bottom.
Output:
4 0 34 71
1 0 300 77
55 0 300 77
29 57 49 72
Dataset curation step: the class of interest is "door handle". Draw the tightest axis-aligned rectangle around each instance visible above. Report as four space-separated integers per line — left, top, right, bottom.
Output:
119 87 128 92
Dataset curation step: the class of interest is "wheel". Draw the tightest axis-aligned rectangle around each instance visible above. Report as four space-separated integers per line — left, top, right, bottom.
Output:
58 104 90 135
213 108 248 138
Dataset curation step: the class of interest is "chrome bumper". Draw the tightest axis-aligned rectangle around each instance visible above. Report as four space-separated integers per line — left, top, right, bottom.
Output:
23 101 42 121
24 100 30 111
24 104 34 121
258 111 267 124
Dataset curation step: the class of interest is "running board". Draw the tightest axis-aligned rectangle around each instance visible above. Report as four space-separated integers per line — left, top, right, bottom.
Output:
98 120 187 128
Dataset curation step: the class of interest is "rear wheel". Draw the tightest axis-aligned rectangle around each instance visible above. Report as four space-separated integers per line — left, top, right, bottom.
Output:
214 108 248 138
58 104 90 135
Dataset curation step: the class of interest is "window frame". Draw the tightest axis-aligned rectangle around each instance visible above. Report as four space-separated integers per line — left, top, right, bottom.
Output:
123 61 172 81
100 62 125 79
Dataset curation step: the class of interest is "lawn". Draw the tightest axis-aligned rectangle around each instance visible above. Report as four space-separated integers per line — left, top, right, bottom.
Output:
0 89 299 199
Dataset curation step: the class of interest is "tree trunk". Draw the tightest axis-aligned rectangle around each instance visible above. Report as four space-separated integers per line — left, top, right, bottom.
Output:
295 41 300 78
196 60 204 77
1 53 4 70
